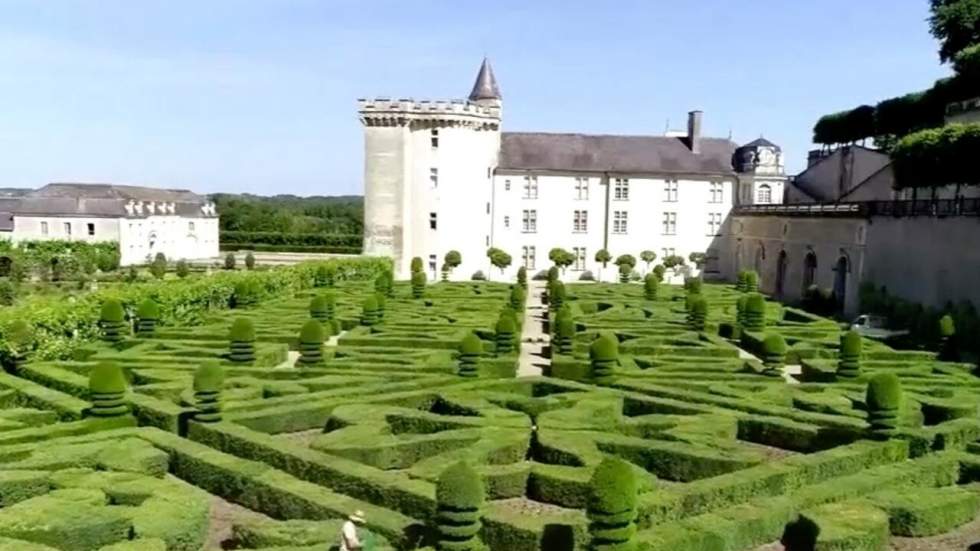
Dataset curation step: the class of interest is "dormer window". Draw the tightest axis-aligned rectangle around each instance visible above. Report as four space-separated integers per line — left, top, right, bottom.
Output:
134 201 143 214
147 202 156 214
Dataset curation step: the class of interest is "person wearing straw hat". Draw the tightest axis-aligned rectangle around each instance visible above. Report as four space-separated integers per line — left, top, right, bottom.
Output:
340 510 365 551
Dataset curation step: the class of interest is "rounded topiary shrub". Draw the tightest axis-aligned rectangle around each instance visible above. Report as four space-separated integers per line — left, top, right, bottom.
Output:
744 270 759 293
374 272 390 297
547 266 559 283
517 266 527 289
684 277 703 295
866 373 902 439
495 315 516 355
743 293 766 332
762 333 787 377
588 457 638 551
361 296 380 326
233 279 262 308
136 298 160 336
590 334 619 384
435 461 485 551
88 361 128 417
556 316 575 355
653 264 665 282
228 318 256 363
297 319 325 366
687 296 708 332
224 253 237 270
99 299 128 343
411 256 424 274
837 330 862 379
510 285 526 311
374 292 387 319
548 281 566 311
618 262 631 284
244 252 256 270
458 332 482 378
309 294 335 323
411 270 427 299
735 294 749 330
938 314 959 361
643 274 658 301
6 320 33 368
193 363 224 423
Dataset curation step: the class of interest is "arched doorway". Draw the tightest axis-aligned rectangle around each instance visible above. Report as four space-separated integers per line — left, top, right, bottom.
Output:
833 255 849 312
754 244 766 276
802 251 817 293
775 251 788 297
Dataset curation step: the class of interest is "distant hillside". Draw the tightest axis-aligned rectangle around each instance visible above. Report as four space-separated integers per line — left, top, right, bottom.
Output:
0 188 31 197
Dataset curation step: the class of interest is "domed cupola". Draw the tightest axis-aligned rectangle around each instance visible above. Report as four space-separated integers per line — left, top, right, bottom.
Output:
734 137 783 176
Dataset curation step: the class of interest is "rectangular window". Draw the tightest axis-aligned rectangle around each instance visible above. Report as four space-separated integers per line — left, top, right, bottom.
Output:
40 221 49 235
522 246 536 270
486 202 490 214
64 222 72 236
429 254 437 273
504 215 510 228
429 212 437 230
504 179 511 191
664 179 679 202
709 182 723 203
430 168 438 188
612 211 628 234
87 223 95 236
523 176 538 199
757 184 773 204
575 177 589 200
431 129 439 149
661 247 676 260
662 212 677 235
188 221 195 231
707 213 722 236
572 247 587 271
573 210 588 233
614 178 630 201
522 209 537 233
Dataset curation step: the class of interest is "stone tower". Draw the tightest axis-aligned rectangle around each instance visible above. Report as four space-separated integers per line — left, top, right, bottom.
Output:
359 59 502 279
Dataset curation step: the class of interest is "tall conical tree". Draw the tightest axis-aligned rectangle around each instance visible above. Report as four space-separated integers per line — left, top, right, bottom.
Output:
136 298 160 336
228 318 256 363
517 266 528 289
866 373 901 440
88 362 128 417
100 299 127 343
458 332 482 378
837 330 863 379
435 461 485 551
495 315 516 355
590 334 619 384
193 363 224 423
643 274 658 301
297 319 325 366
587 457 638 551
762 333 787 377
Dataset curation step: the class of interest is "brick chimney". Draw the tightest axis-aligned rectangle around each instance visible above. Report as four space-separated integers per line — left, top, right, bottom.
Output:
687 110 702 154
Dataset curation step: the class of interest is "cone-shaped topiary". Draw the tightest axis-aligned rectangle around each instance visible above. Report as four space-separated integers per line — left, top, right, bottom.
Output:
588 457 638 551
412 270 427 299
411 256 424 274
136 298 160 336
517 266 527 289
88 361 128 417
510 285 526 311
938 314 958 361
687 296 708 332
435 461 485 551
590 334 619 384
643 274 658 300
99 299 127 343
743 293 766 333
6 320 32 370
228 318 256 363
296 319 325 366
735 271 748 292
762 333 787 377
618 262 631 284
548 281 566 311
495 315 516 355
837 330 863 379
374 272 390 297
193 363 224 423
744 270 759 293
866 373 902 439
553 304 572 340
684 277 703 295
233 279 262 308
556 316 575 355
458 332 482 378
309 294 335 323
361 295 380 326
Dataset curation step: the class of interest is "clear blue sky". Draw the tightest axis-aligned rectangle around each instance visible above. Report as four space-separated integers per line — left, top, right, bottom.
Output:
0 0 952 196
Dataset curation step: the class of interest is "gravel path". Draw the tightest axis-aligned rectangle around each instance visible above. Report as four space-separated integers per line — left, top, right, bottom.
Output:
518 281 548 378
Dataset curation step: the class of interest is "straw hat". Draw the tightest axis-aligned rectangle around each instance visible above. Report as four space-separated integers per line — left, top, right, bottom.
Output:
349 510 366 523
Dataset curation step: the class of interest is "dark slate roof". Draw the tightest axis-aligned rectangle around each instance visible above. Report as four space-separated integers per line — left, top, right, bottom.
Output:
3 183 212 218
468 58 502 101
0 212 12 231
498 132 737 175
740 137 781 151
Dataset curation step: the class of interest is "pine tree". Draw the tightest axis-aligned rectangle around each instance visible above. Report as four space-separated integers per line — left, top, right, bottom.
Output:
228 318 256 363
193 363 224 423
297 319 325 366
136 298 160 336
590 334 619 384
866 373 901 440
587 457 638 551
435 461 485 551
458 332 482 377
88 362 128 417
837 330 862 379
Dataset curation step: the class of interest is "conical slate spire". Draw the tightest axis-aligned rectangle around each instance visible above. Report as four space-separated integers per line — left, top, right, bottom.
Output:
468 58 502 101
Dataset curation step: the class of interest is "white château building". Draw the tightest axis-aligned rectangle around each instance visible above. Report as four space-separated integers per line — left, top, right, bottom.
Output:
359 59 786 281
0 183 219 266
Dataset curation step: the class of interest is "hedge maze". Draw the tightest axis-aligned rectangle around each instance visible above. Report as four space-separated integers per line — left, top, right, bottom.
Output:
2 270 980 550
